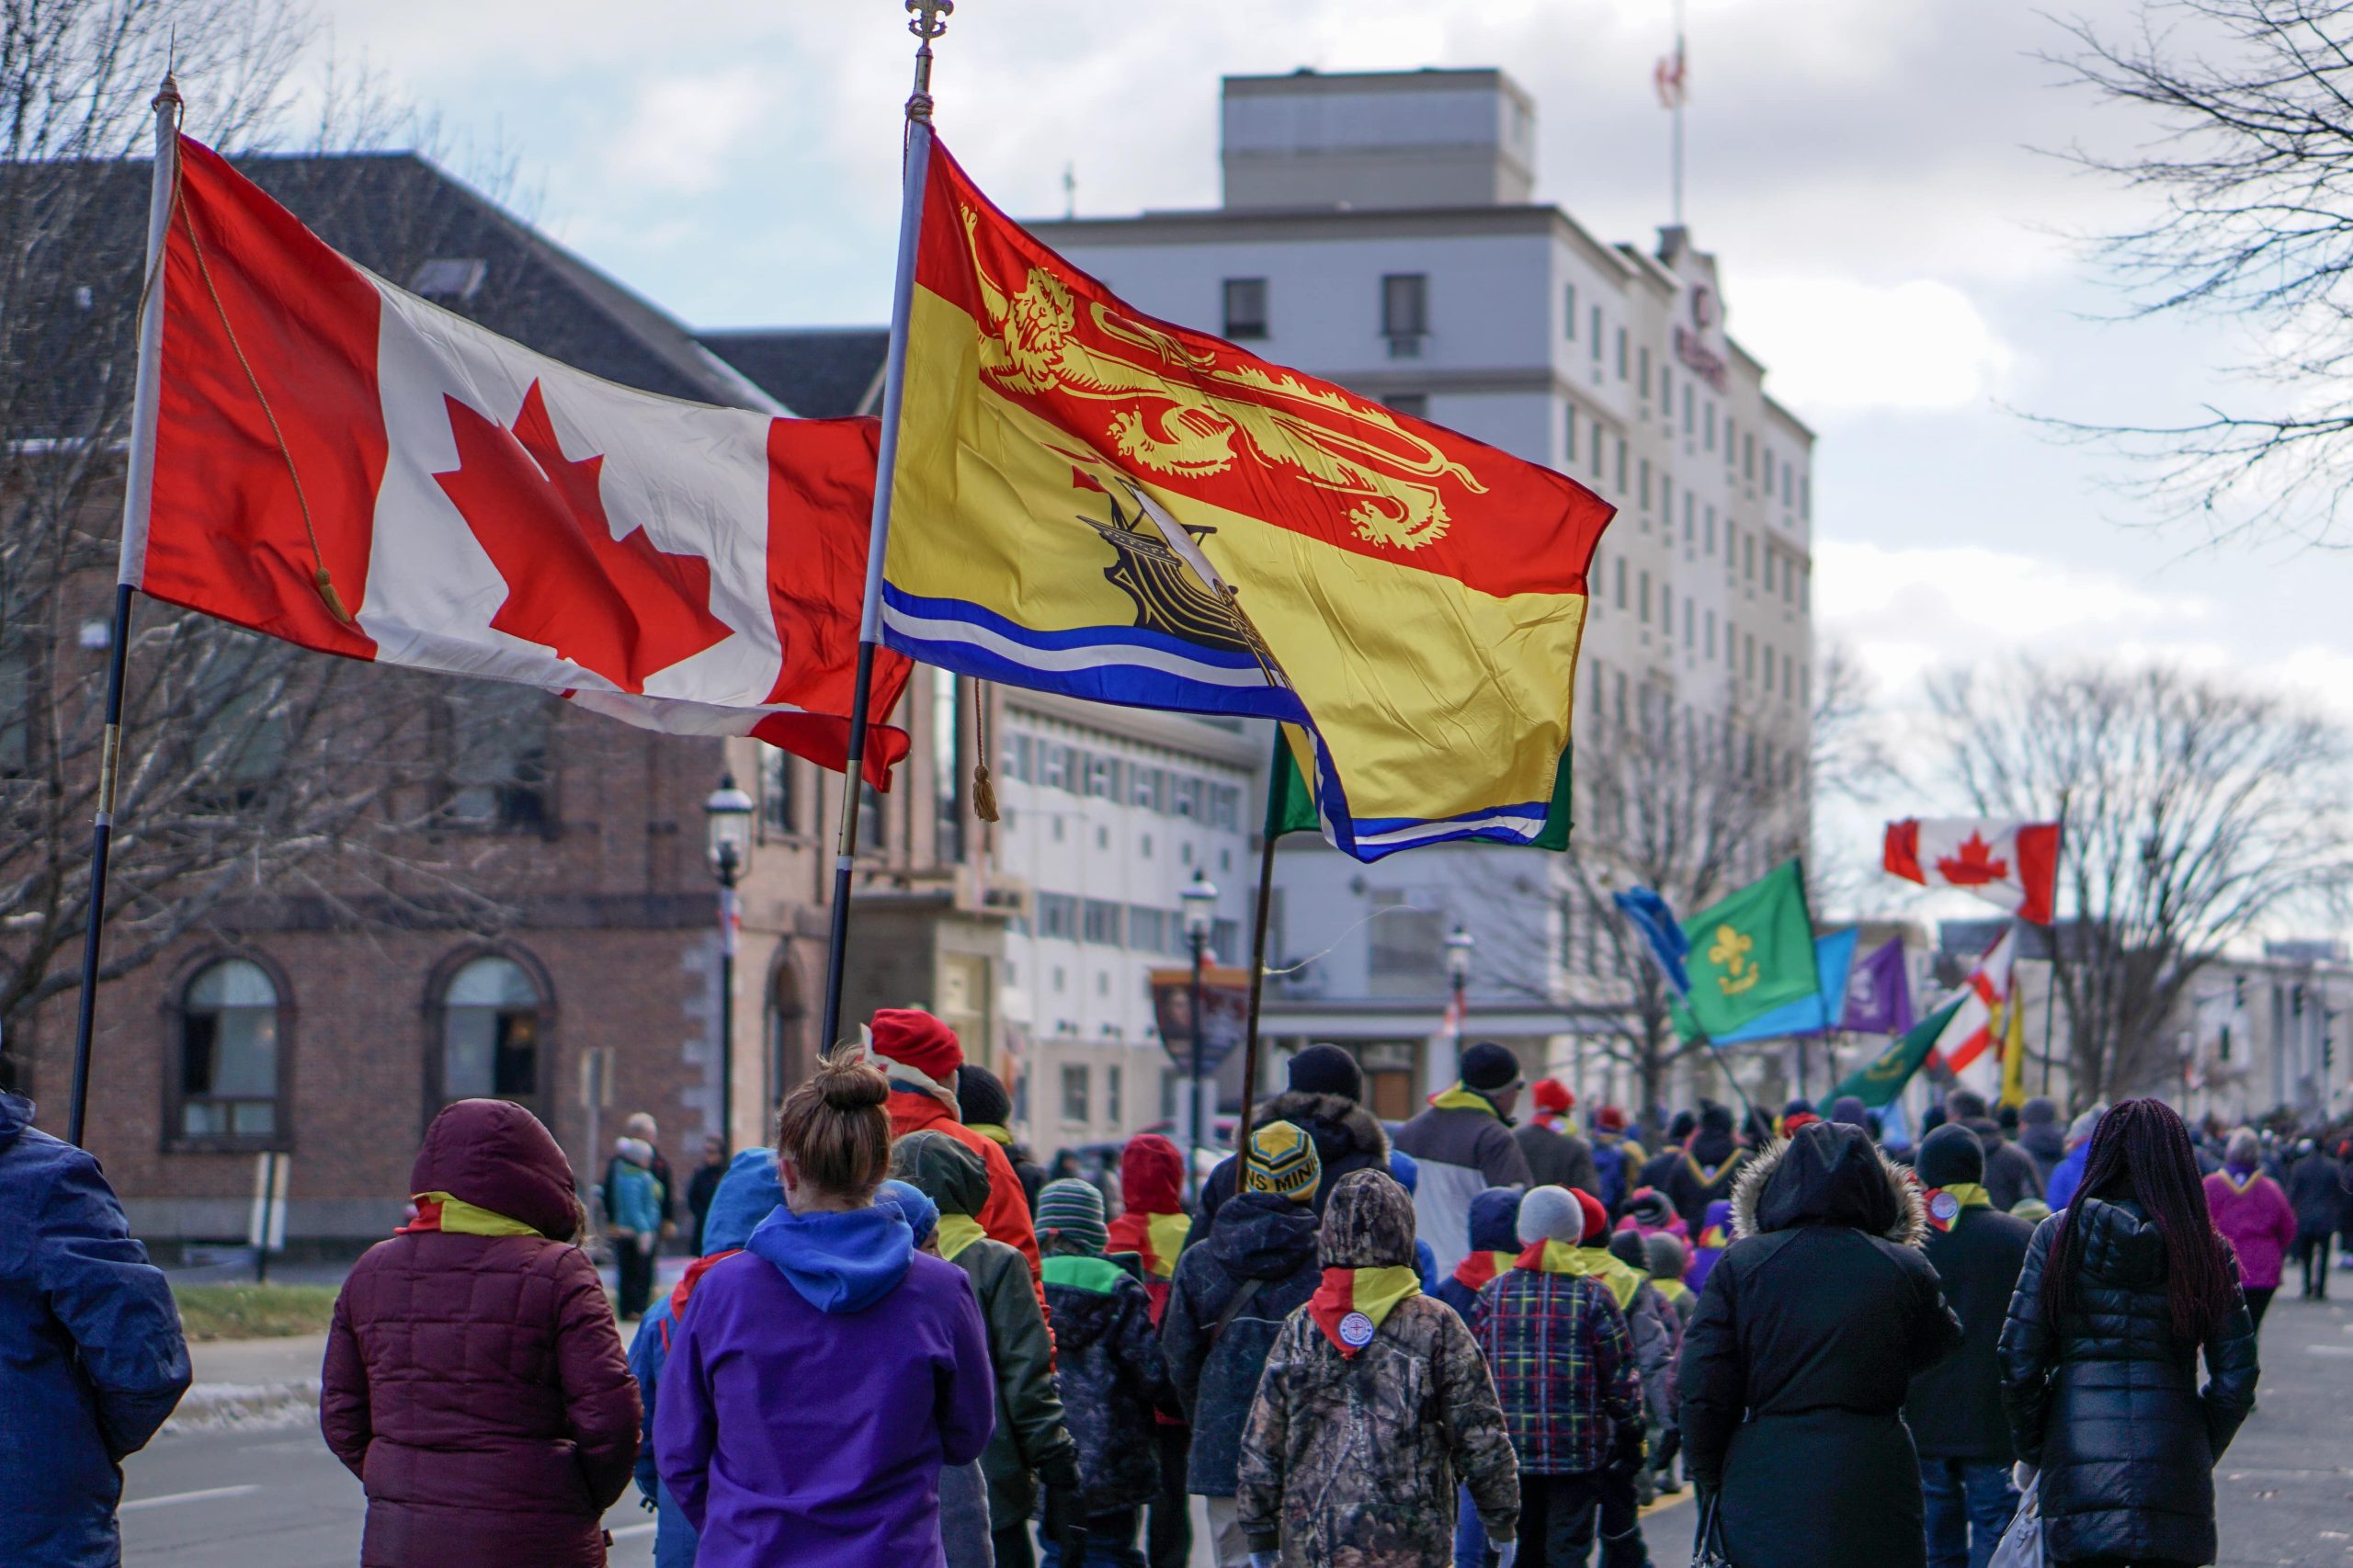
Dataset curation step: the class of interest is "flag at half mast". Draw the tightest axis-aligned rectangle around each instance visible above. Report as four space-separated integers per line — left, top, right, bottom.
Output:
881 140 1615 860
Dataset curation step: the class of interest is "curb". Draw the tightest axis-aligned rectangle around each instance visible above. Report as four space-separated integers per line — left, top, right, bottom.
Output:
162 1380 321 1437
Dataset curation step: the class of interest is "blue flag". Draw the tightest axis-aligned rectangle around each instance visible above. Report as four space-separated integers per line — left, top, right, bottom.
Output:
1612 887 1690 995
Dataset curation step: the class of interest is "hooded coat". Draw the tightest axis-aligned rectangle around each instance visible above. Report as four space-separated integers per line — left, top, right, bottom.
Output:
2204 1168 2298 1290
1160 1189 1322 1495
1678 1124 1963 1568
1999 1199 2259 1566
1512 1117 1600 1197
1432 1187 1527 1320
1199 1089 1391 1225
653 1198 996 1567
1105 1132 1192 1312
322 1099 640 1568
886 1085 1045 1311
629 1148 782 1568
1392 1093 1534 1275
1235 1172 1519 1566
893 1130 1078 1530
0 1090 190 1568
1042 1249 1171 1515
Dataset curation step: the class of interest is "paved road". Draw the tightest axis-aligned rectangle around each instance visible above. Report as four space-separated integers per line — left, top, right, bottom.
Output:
122 1292 2350 1566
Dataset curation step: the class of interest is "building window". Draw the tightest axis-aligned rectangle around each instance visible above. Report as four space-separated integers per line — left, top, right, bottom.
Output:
1615 557 1628 609
1212 917 1241 960
443 683 551 828
1037 892 1079 939
1616 325 1629 380
1106 1064 1123 1121
1589 306 1603 359
1640 571 1652 624
1639 346 1652 399
1639 459 1652 513
0 649 28 776
857 779 887 852
1564 405 1576 469
1382 392 1428 419
1083 899 1124 946
1130 905 1170 955
1381 273 1428 354
1615 437 1627 494
441 955 543 1105
1061 1064 1091 1123
1563 283 1577 339
1222 277 1268 339
761 746 798 836
174 958 285 1142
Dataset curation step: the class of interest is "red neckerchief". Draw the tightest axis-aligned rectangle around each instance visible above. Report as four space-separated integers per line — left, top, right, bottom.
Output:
1451 1249 1516 1294
658 1248 744 1351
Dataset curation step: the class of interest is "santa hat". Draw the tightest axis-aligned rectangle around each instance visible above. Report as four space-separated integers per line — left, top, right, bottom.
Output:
870 1008 961 1100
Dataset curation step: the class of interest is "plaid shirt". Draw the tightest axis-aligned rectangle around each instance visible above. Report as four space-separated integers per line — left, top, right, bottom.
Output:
1469 1268 1643 1473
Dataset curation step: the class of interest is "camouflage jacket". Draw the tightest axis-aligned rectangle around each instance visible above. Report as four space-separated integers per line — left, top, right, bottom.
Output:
1234 1295 1519 1565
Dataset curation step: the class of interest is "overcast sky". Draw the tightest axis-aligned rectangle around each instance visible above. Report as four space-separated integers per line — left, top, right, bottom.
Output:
297 0 2340 777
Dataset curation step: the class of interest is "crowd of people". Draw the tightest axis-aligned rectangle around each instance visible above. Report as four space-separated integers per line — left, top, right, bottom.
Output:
6 1018 2348 1567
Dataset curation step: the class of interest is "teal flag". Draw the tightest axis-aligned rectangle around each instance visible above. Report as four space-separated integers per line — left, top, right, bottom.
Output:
1826 999 1963 1109
1677 860 1817 1039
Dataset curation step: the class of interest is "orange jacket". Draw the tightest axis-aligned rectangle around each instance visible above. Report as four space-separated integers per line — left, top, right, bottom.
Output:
888 1087 1045 1313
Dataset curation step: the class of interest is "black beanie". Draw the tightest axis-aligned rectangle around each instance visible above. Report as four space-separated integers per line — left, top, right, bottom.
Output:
1699 1101 1734 1137
1915 1123 1986 1189
1608 1229 1650 1270
1287 1043 1362 1101
955 1063 1012 1127
1460 1041 1523 1094
1668 1109 1698 1141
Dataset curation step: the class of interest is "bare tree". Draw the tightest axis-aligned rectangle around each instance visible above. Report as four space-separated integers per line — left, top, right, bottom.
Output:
2049 0 2353 541
1918 659 2353 1100
0 0 506 1087
1471 681 1810 1120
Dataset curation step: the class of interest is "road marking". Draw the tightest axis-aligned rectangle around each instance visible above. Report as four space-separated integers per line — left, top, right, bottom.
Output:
610 1521 655 1540
1641 1492 1694 1517
2306 1344 2353 1357
119 1485 261 1513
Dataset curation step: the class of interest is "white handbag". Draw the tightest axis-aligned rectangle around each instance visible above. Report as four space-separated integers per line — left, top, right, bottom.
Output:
1987 1477 2044 1568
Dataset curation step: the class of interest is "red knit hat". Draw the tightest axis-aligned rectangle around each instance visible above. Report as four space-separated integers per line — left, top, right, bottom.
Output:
870 1008 961 1083
1531 1078 1574 1115
1572 1187 1610 1245
1595 1105 1629 1133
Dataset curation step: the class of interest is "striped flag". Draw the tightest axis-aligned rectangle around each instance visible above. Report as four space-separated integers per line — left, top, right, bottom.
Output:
1931 926 2018 1096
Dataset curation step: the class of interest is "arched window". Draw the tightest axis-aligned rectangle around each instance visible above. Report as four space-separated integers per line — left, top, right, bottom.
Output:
441 956 542 1104
176 958 284 1142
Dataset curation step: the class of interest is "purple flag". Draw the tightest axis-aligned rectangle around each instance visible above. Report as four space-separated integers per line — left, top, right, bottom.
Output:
1841 937 1915 1035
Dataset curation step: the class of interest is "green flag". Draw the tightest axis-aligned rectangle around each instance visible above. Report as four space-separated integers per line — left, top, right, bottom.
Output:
1677 859 1817 1038
1267 729 1574 849
1826 998 1964 1109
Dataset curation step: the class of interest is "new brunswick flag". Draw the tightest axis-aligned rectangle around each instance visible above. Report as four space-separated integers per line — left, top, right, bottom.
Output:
881 140 1614 860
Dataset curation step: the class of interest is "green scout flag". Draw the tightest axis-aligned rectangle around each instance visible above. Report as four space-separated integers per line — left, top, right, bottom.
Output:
1266 726 1574 848
1827 998 1965 1109
1677 859 1817 1038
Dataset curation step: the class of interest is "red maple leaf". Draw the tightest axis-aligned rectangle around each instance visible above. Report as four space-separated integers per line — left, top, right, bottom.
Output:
1937 830 2011 887
434 381 732 692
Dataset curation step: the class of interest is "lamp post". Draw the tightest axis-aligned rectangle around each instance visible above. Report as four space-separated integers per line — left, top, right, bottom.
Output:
704 774 754 1150
1180 869 1219 1201
1445 924 1475 1059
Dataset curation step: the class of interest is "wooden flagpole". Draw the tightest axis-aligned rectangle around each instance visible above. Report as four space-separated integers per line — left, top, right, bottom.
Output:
1234 812 1279 1165
818 2 950 1059
68 74 181 1148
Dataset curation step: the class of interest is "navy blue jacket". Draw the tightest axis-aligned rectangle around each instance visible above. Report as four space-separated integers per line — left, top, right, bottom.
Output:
0 1091 191 1565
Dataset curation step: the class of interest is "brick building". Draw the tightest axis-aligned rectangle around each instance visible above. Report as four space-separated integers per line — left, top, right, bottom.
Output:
7 151 1004 1245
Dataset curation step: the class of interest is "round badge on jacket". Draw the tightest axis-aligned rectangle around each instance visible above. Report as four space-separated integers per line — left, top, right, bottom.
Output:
1928 1189 1961 1225
1338 1310 1376 1348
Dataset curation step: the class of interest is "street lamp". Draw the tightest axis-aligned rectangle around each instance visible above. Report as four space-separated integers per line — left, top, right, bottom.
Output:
1180 869 1219 1201
1445 924 1475 1053
704 773 754 1150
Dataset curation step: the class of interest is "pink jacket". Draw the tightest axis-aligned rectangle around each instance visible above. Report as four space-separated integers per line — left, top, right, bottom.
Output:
2205 1169 2299 1290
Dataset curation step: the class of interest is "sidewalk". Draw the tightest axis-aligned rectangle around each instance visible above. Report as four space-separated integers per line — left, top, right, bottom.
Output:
165 1333 330 1437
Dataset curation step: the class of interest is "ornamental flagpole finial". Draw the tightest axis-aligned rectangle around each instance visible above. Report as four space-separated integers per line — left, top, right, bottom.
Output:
905 0 953 119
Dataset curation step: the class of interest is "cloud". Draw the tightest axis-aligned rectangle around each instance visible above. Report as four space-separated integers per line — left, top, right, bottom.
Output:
1736 278 2014 416
605 67 767 194
1816 539 2209 692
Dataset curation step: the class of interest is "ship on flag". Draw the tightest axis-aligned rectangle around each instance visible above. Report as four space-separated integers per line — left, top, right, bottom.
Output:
1883 818 2062 925
125 135 910 781
878 140 1614 860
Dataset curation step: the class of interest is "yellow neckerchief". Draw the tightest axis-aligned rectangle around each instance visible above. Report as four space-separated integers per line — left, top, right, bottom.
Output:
1924 1182 1993 1233
1514 1240 1644 1309
936 1212 988 1261
1683 1148 1742 1187
401 1192 540 1237
1308 1265 1422 1357
1144 1211 1192 1279
2215 1167 2262 1194
1430 1084 1501 1119
1654 1277 1692 1306
969 1122 1017 1148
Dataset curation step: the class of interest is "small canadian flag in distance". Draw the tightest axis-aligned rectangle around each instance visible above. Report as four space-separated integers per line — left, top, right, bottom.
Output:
1883 818 2062 925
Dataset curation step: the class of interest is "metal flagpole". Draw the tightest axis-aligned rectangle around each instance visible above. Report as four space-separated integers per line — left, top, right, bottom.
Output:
818 2 950 1059
68 74 181 1149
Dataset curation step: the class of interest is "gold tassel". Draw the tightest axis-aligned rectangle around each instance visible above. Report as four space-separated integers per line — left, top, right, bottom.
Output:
971 674 999 822
314 567 354 624
973 759 999 823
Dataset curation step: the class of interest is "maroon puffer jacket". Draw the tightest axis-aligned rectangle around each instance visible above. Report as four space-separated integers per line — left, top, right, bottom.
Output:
322 1099 640 1567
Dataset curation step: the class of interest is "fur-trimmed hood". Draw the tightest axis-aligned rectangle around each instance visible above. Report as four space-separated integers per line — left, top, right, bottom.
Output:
1256 1089 1391 1166
1730 1122 1927 1248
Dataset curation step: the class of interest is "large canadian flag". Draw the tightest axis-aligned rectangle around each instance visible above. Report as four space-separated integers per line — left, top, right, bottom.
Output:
1883 818 2061 925
122 135 908 781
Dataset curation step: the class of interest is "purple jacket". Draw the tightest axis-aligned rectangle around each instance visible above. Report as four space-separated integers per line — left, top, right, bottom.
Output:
654 1203 995 1567
2205 1168 2298 1290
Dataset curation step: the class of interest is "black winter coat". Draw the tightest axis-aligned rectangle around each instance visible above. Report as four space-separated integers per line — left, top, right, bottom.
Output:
1999 1199 2258 1566
1662 1135 1747 1237
1512 1121 1599 1196
1198 1091 1390 1225
1679 1125 1962 1568
1904 1203 2034 1460
1041 1255 1169 1515
2288 1152 2347 1240
1159 1192 1321 1495
1962 1120 2044 1213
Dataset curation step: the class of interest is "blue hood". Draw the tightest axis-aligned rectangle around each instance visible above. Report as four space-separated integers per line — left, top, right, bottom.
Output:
745 1202 914 1313
1469 1187 1525 1253
702 1148 785 1256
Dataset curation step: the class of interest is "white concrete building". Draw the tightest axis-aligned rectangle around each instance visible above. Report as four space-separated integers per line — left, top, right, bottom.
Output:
990 693 1260 1151
1033 67 1818 1109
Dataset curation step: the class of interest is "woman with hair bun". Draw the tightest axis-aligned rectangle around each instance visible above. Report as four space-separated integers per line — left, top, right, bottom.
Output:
654 1051 997 1567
